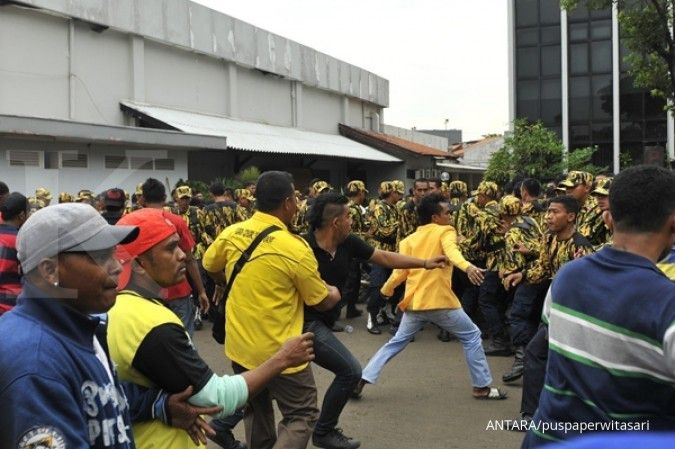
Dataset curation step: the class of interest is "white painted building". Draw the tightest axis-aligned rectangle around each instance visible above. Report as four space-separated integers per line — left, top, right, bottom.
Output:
0 0 400 196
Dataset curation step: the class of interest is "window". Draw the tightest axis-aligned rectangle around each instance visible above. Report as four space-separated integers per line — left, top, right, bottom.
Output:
154 158 175 170
591 41 612 72
540 25 560 44
61 152 88 168
517 47 540 78
105 155 129 169
130 157 153 170
590 20 612 40
517 28 539 46
539 0 560 24
44 151 59 169
541 46 561 76
8 150 40 167
569 23 588 42
516 0 539 27
570 43 589 75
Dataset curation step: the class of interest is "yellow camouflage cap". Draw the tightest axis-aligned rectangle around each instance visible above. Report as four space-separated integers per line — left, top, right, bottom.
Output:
449 180 468 197
58 192 73 203
391 180 405 194
499 195 522 216
236 188 255 202
476 181 499 198
379 181 393 193
346 180 368 194
135 183 143 196
175 185 192 198
35 187 52 200
592 177 612 196
312 180 332 194
559 171 594 188
76 189 94 202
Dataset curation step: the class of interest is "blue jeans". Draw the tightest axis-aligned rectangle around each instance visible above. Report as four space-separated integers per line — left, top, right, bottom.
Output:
509 281 549 347
367 265 392 315
165 295 195 338
362 308 492 388
478 270 508 338
304 320 362 435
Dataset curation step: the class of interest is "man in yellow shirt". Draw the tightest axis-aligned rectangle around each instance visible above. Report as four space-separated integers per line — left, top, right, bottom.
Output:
354 193 507 400
203 171 341 449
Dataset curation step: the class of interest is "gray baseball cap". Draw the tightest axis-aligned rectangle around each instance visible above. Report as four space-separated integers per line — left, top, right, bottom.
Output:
17 203 139 274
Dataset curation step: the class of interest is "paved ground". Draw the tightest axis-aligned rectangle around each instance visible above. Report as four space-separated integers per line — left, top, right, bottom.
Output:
196 312 525 449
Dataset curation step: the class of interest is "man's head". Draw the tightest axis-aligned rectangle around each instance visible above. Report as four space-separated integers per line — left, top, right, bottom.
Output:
346 180 368 205
475 181 499 208
417 193 451 226
0 192 29 227
58 192 73 203
245 181 257 196
500 195 522 226
141 178 167 207
592 177 612 212
520 178 542 202
390 180 405 203
427 178 442 194
609 166 675 254
560 171 594 203
413 178 429 202
116 208 186 291
546 196 580 234
0 181 9 205
236 188 255 208
104 188 126 213
308 193 352 242
175 185 192 213
311 180 332 198
449 180 468 200
17 203 138 313
209 181 225 198
35 187 52 206
255 171 297 225
223 188 235 201
75 189 94 205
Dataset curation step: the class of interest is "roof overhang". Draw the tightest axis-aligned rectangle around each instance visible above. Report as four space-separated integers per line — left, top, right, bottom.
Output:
435 161 486 173
0 114 228 150
120 101 400 163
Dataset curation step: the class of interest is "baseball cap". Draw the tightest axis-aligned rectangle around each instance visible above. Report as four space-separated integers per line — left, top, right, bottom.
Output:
135 183 143 197
379 181 393 194
500 195 522 216
391 180 405 194
17 203 139 274
104 188 126 209
58 192 73 203
559 171 594 188
76 189 94 202
236 188 255 202
592 177 612 196
175 185 192 199
312 181 332 194
476 181 499 198
346 180 368 194
449 180 468 198
35 187 52 200
115 208 178 289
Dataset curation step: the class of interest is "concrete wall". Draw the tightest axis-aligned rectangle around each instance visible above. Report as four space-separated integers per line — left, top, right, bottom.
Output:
382 125 449 151
237 67 292 127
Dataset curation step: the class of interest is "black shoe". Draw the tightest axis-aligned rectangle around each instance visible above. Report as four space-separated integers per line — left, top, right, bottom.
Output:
367 313 381 334
345 307 363 319
332 323 345 332
208 429 246 449
502 346 525 382
483 337 514 356
351 379 368 399
313 428 361 449
504 414 533 432
437 330 453 342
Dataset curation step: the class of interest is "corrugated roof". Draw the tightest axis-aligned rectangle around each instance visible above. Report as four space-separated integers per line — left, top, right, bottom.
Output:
339 124 450 157
120 101 400 163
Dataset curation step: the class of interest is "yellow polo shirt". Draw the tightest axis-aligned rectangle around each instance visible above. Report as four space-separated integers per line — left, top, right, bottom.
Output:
203 212 327 374
382 223 471 311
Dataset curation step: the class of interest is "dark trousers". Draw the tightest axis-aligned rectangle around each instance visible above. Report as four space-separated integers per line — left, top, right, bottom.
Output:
478 270 508 339
341 260 362 309
509 281 549 347
232 362 319 449
367 265 392 315
521 323 549 417
304 320 362 435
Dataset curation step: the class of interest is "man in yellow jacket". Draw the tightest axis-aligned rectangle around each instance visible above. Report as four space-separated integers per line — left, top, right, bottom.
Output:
354 193 508 400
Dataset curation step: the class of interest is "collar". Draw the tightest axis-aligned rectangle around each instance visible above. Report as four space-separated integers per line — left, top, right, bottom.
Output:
596 245 664 274
16 281 101 349
251 211 288 231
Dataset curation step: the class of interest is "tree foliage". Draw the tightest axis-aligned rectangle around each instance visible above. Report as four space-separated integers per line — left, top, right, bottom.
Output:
562 0 675 110
485 120 604 185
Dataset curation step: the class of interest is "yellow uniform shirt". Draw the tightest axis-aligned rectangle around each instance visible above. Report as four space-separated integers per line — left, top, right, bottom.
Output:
202 212 328 374
381 223 471 311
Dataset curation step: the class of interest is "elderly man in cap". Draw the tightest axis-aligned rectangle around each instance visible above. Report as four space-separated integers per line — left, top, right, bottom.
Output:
0 203 220 449
107 208 316 449
559 170 608 247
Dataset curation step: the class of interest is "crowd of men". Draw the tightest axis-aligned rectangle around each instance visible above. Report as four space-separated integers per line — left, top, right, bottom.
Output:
0 164 673 449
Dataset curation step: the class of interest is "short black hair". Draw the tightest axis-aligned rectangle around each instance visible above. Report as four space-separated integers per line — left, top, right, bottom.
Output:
224 188 234 198
417 193 446 225
0 192 28 221
428 178 441 188
209 181 225 196
0 181 9 197
521 178 542 197
256 171 294 212
414 178 428 186
610 165 675 233
549 195 580 216
142 178 166 204
308 193 349 231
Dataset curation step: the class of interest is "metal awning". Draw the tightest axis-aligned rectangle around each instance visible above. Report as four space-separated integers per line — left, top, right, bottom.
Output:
120 100 400 163
436 161 486 172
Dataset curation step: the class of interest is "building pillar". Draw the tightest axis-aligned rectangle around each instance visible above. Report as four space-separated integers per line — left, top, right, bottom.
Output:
291 81 303 128
68 20 76 120
668 108 675 162
507 0 516 131
561 7 570 166
612 2 621 174
227 62 238 118
130 36 145 103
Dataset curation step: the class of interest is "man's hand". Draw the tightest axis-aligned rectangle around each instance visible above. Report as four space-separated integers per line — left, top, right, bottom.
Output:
166 386 222 445
502 272 523 290
274 332 315 369
197 291 210 314
212 284 225 305
424 255 448 269
514 242 530 254
466 265 486 286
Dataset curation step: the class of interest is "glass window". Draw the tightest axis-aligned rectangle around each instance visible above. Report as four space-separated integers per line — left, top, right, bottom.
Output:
620 121 642 142
541 45 561 76
645 93 666 118
571 125 591 142
517 80 540 120
517 47 540 78
591 41 612 73
592 75 612 120
567 5 589 21
541 79 562 124
570 43 589 75
645 120 667 141
592 123 613 141
539 0 561 24
516 0 539 27
620 92 643 120
540 25 561 44
591 144 613 168
591 20 612 40
569 22 588 42
590 8 612 19
619 43 631 72
569 76 590 122
517 28 539 46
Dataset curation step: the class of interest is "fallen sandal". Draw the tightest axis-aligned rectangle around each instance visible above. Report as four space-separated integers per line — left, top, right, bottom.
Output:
473 387 508 400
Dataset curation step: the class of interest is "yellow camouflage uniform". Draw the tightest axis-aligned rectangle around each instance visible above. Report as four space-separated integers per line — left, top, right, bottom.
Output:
370 199 400 252
521 200 547 230
292 199 309 234
398 200 418 240
576 195 608 248
523 232 594 284
448 181 468 227
201 200 238 247
456 199 483 262
462 200 503 271
348 201 369 238
174 205 207 259
501 216 543 277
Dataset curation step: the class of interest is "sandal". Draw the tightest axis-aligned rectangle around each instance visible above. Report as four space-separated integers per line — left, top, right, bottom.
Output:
473 386 508 400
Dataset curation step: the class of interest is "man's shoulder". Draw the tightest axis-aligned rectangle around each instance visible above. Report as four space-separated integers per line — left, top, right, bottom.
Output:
0 313 61 380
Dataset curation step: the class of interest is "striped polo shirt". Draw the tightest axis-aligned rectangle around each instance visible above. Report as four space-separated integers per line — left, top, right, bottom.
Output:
524 246 675 447
0 224 21 306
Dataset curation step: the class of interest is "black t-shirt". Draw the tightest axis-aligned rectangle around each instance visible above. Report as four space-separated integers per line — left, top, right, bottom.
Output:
303 232 375 325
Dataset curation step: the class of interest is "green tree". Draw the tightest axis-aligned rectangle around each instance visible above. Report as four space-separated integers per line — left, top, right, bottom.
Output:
562 0 675 111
